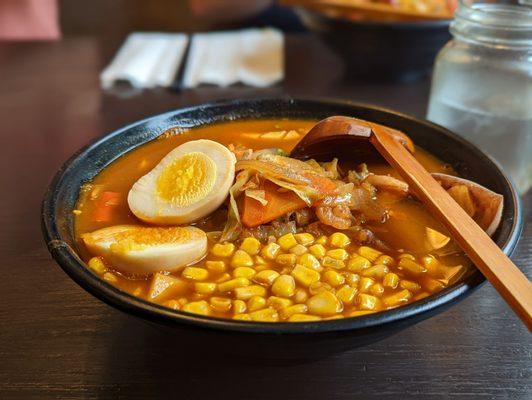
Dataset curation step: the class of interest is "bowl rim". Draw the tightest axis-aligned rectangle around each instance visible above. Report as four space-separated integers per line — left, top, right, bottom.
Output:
41 97 523 335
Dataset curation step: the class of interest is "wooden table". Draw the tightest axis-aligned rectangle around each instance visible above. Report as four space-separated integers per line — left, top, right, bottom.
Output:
0 34 530 400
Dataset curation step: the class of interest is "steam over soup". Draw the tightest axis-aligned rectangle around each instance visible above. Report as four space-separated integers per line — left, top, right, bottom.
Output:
74 119 500 322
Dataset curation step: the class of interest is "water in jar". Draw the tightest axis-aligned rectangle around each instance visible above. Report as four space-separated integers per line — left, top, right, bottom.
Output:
428 55 532 193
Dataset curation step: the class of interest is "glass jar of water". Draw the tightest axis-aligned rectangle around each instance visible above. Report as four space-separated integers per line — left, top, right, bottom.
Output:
427 0 532 193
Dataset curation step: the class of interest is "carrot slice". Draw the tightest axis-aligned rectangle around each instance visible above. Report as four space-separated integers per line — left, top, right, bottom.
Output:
241 181 306 228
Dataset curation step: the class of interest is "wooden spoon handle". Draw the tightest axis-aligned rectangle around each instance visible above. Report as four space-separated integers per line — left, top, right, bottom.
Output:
370 128 532 330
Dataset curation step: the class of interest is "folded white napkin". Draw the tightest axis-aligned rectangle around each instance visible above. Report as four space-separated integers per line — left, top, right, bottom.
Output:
183 28 284 88
100 32 189 89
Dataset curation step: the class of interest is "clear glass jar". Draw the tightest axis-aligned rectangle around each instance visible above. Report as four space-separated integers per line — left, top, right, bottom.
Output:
427 0 532 193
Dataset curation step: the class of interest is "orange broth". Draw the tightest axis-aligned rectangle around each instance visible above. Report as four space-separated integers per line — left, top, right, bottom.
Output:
74 119 472 321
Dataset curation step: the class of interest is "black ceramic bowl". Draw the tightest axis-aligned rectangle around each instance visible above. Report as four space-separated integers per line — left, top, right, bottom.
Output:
42 98 522 358
296 8 451 82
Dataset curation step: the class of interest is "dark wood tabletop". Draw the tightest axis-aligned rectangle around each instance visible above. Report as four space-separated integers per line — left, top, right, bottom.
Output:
0 31 530 400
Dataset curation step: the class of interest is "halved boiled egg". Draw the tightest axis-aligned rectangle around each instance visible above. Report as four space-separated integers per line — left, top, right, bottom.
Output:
81 225 207 275
128 139 236 224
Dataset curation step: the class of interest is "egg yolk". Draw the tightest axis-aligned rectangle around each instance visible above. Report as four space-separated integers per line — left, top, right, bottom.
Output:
109 227 194 253
156 152 217 207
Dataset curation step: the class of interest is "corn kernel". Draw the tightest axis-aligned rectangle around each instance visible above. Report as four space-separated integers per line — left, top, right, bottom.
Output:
322 256 345 269
280 304 308 319
88 257 106 275
345 273 360 286
194 282 217 294
254 255 267 265
249 307 279 322
247 296 267 311
209 297 232 312
218 277 250 293
182 300 211 316
375 255 396 267
400 280 421 292
275 253 297 267
267 296 293 310
234 285 267 300
422 255 441 277
205 260 226 273
240 237 261 255
233 314 252 321
370 283 385 296
216 273 231 283
347 255 371 272
261 242 281 260
165 300 180 310
298 253 322 271
253 269 280 286
291 264 321 287
421 254 437 267
398 258 427 275
309 281 333 295
383 273 400 289
211 243 235 258
294 288 309 303
357 246 382 262
295 233 315 245
233 266 256 279
362 264 389 279
231 250 254 268
309 244 326 258
182 267 209 281
233 299 247 314
329 232 350 248
336 285 358 304
398 253 416 261
316 236 328 245
323 270 345 287
307 291 342 316
358 293 379 310
326 249 349 261
288 314 321 322
271 274 296 297
383 289 412 307
103 272 118 283
278 233 298 250
290 244 308 256
359 277 375 292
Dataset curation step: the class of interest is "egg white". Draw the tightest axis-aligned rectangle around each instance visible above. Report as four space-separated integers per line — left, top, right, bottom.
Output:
82 225 207 275
128 139 236 224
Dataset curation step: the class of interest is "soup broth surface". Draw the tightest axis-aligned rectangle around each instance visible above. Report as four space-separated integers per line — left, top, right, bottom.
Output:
75 119 471 322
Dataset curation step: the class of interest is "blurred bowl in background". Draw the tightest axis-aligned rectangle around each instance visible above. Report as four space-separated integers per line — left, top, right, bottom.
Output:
296 7 451 82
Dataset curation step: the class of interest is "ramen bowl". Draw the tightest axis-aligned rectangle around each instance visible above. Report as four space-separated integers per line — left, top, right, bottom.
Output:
42 98 522 358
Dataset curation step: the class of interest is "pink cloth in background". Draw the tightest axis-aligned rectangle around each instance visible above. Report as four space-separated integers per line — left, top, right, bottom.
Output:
0 0 60 41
